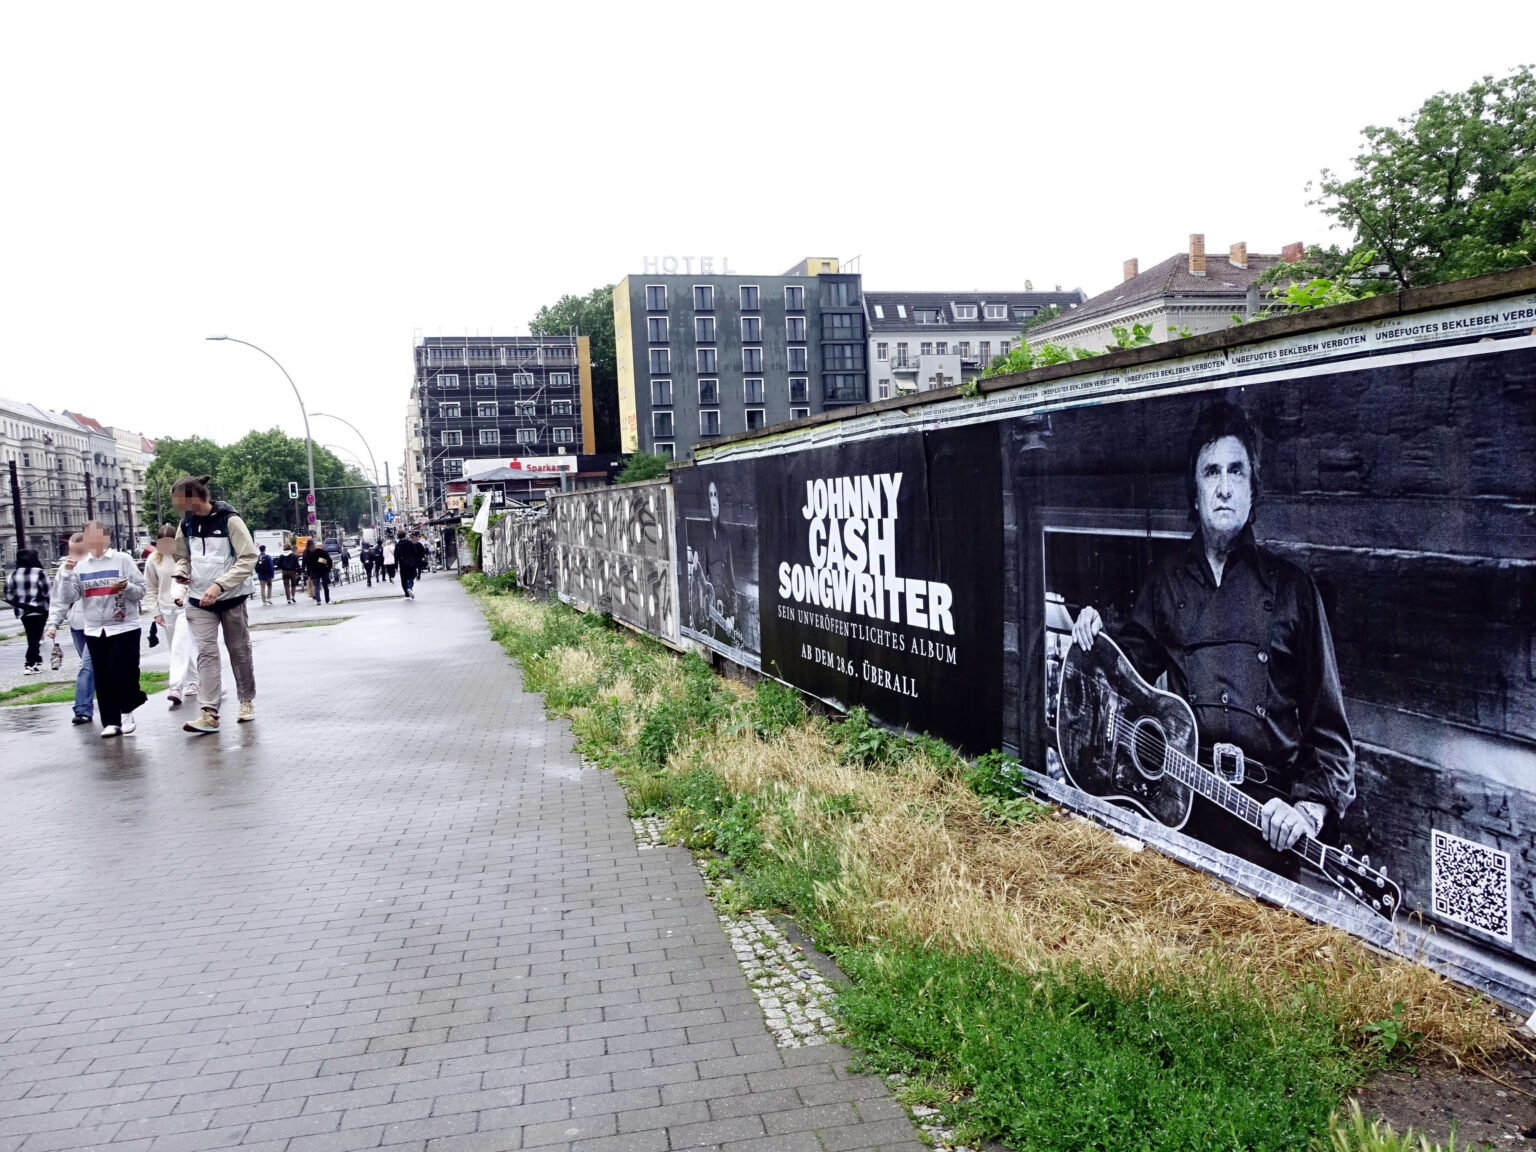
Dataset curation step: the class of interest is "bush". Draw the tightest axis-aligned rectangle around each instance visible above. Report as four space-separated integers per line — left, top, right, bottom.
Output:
750 680 805 738
964 749 1024 801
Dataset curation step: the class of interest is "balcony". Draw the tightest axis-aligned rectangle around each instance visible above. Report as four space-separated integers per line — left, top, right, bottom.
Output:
889 357 918 373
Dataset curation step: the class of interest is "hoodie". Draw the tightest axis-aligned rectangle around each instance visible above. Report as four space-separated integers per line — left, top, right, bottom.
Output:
51 550 144 637
173 500 258 607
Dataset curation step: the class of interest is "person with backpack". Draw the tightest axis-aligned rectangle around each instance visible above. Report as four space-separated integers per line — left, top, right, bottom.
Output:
276 543 300 603
171 476 259 733
3 548 52 676
48 521 146 737
303 540 333 605
255 545 275 605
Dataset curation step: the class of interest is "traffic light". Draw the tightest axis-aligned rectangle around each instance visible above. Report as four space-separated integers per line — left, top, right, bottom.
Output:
288 481 299 499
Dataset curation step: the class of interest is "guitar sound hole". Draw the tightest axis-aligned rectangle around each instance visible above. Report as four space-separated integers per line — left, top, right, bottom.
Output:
1129 717 1168 780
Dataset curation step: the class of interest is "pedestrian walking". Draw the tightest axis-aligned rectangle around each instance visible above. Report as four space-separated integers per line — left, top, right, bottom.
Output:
276 543 300 603
339 545 351 584
3 548 52 676
361 541 375 587
303 540 333 605
49 521 146 737
382 537 397 582
171 476 259 733
397 531 426 599
255 545 275 605
45 534 95 724
144 525 199 708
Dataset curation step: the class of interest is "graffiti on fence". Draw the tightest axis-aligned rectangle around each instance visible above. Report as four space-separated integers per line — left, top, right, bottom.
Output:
550 481 678 642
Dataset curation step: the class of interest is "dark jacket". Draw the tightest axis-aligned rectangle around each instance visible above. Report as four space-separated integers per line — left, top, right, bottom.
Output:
275 551 299 572
303 549 333 578
1115 526 1355 864
397 539 426 572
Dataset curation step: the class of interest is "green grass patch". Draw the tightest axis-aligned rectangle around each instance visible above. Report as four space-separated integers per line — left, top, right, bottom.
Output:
1 670 169 707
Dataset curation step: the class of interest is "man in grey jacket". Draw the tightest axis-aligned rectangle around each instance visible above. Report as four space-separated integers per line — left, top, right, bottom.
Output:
171 476 259 733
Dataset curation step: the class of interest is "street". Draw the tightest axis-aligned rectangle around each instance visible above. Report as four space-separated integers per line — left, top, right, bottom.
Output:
0 575 918 1152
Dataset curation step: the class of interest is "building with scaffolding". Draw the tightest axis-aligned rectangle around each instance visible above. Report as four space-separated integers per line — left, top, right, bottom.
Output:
410 334 595 516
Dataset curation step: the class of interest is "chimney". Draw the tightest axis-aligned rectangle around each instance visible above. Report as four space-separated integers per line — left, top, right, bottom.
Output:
1281 241 1304 264
1229 241 1247 269
1123 258 1139 282
1188 234 1206 277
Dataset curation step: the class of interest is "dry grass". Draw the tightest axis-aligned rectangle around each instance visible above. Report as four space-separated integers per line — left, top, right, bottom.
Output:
688 723 1521 1062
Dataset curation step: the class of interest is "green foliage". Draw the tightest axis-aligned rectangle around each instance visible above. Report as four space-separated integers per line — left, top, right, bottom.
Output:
749 680 804 738
634 652 731 768
615 452 670 484
531 283 619 453
1360 1002 1423 1061
963 749 1023 801
836 946 1368 1152
1238 248 1390 325
1312 65 1536 288
1109 322 1157 350
1322 1102 1460 1152
1018 303 1063 335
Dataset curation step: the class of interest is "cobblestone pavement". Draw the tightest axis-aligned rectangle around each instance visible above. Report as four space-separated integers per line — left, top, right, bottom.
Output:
0 575 921 1152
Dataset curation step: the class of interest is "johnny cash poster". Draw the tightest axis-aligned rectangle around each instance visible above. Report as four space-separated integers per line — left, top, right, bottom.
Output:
675 459 761 669
760 424 1003 754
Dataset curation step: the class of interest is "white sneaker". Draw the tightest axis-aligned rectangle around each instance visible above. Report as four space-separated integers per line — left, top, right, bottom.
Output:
121 713 136 735
100 725 122 739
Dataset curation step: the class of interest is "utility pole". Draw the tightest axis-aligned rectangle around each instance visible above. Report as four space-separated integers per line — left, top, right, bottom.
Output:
384 461 393 531
8 460 25 552
123 488 136 552
84 471 94 520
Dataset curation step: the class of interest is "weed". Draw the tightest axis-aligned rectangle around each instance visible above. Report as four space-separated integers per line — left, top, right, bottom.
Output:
964 749 1025 801
1321 1101 1459 1152
979 793 1054 825
1362 1002 1423 1061
750 679 804 738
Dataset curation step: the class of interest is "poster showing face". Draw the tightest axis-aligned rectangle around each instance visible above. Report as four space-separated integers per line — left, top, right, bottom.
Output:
1009 343 1536 981
759 424 1004 754
674 459 760 668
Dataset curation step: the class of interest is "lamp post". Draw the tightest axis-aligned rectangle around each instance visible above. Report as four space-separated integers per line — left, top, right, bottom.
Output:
206 335 316 533
313 412 381 537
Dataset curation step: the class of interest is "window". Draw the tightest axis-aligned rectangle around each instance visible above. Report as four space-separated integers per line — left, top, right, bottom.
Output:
896 304 906 318
516 428 539 444
876 342 888 361
822 280 858 307
477 401 498 418
654 442 675 461
653 411 675 439
914 309 942 324
784 285 805 310
512 372 534 387
645 284 667 310
821 312 863 339
699 410 721 437
474 372 496 388
958 342 971 358
1014 307 1035 320
693 284 714 310
872 304 884 319
742 347 763 373
741 316 761 342
649 348 671 374
920 342 933 356
549 372 572 387
896 341 908 363
789 377 808 403
551 399 572 415
698 378 719 404
479 429 500 446
936 342 948 355
1000 341 1012 356
985 304 1008 320
695 315 716 342
697 347 718 373
652 379 673 405
440 430 463 447
443 458 463 476
515 401 536 416
789 407 809 421
877 380 891 400
979 341 991 361
824 374 864 402
439 402 461 418
953 304 977 320
786 316 807 342
740 285 759 310
787 347 808 372
648 316 669 342
745 409 766 431
824 344 864 370
743 378 764 404
552 427 574 444
437 373 460 388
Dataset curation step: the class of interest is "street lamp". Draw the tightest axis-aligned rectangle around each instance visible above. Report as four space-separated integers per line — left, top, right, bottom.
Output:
206 335 316 533
313 412 382 533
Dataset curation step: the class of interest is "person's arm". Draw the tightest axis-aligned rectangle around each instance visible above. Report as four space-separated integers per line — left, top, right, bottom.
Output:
173 521 191 580
218 515 260 591
121 553 146 607
46 571 77 632
145 558 166 622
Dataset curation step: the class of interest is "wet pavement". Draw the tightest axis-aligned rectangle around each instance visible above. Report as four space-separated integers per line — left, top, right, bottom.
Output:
0 574 920 1152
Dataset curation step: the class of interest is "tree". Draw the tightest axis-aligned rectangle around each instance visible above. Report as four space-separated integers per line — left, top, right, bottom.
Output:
1313 65 1536 288
143 436 224 527
615 452 669 484
531 284 619 454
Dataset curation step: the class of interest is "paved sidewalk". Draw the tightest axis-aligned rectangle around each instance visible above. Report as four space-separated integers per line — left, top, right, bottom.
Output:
0 577 920 1152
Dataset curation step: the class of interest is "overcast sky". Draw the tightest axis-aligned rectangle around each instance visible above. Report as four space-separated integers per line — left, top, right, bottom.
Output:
2 2 1531 477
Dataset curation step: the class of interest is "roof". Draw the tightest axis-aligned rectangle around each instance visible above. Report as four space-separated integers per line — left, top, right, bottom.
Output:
1031 251 1282 333
1 396 71 426
63 410 108 433
864 290 1086 333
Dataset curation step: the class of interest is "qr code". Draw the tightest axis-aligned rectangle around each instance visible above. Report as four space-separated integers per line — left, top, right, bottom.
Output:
1431 829 1512 941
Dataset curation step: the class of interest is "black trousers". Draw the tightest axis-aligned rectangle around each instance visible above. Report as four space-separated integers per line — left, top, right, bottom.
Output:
84 629 146 726
21 613 46 666
311 571 331 603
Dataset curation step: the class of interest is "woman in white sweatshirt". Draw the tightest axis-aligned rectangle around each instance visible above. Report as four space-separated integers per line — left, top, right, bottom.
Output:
144 524 199 707
50 520 146 737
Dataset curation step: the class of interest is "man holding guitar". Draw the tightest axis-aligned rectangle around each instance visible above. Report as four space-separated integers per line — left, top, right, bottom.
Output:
1068 401 1355 879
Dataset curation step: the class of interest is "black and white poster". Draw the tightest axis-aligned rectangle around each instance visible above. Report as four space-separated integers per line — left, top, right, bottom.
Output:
674 459 760 669
1008 343 1536 986
760 425 1004 754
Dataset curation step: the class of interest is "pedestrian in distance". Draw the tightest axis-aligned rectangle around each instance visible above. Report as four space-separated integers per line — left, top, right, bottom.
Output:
45 533 95 724
381 536 397 583
303 539 333 605
339 544 351 584
361 541 375 587
49 521 146 737
255 545 275 605
3 548 52 676
143 524 199 708
396 531 425 599
171 475 259 733
276 542 300 603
